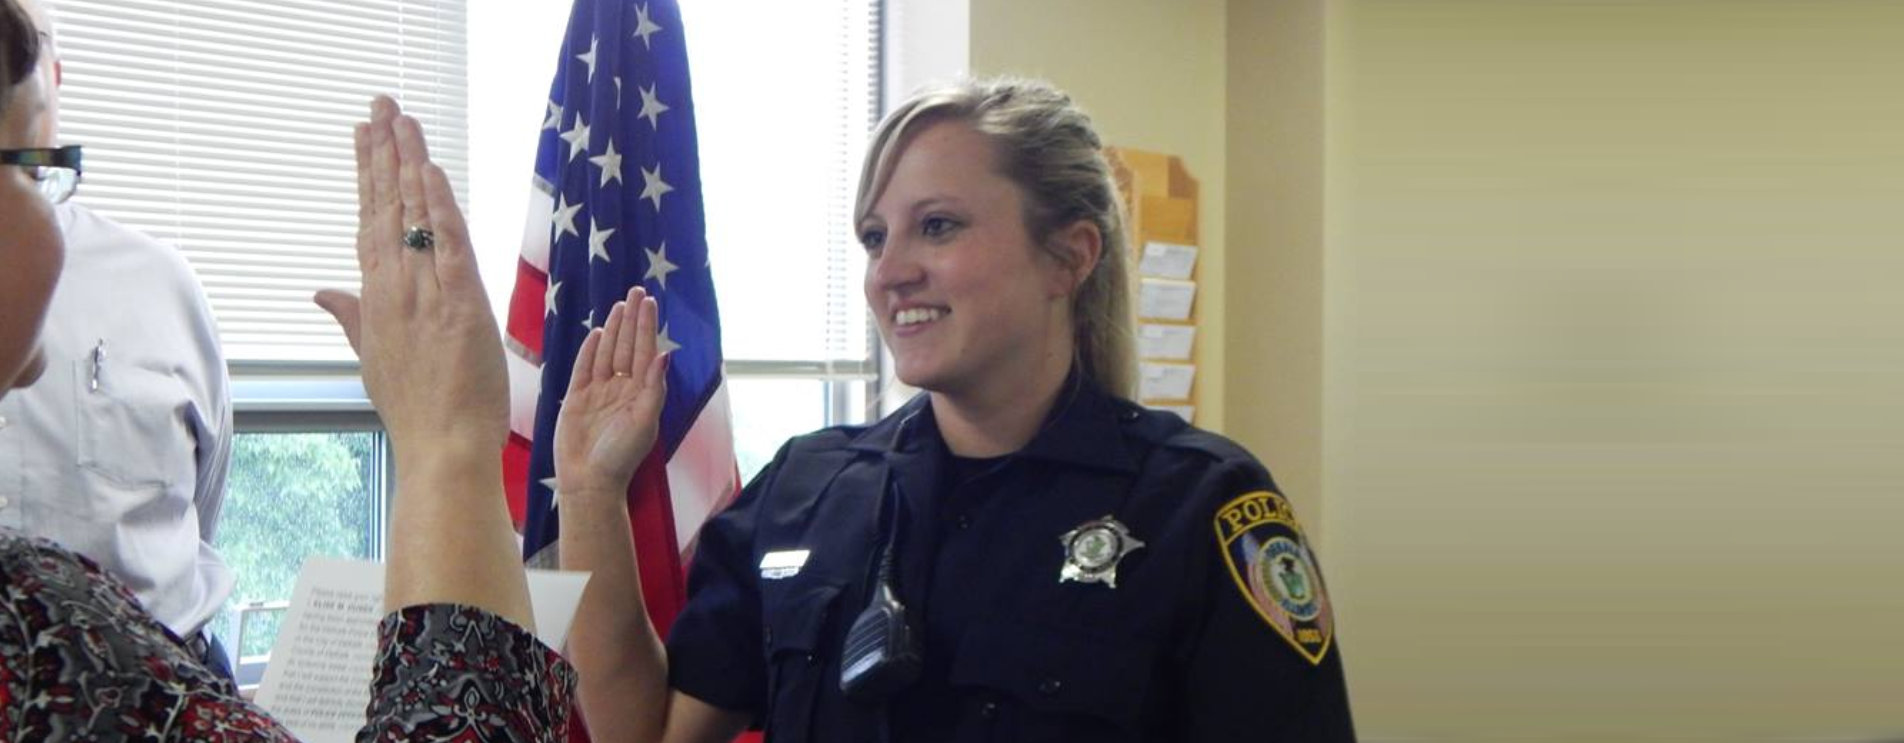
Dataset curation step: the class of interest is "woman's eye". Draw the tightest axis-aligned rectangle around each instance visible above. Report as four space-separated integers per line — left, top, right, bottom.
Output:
858 228 886 252
922 216 959 238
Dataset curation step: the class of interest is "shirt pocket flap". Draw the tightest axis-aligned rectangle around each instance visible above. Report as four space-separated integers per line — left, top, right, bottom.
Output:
765 582 843 656
761 582 845 743
950 618 1151 725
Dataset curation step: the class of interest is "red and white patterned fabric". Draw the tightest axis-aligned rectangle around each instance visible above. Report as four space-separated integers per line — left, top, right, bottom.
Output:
0 530 575 741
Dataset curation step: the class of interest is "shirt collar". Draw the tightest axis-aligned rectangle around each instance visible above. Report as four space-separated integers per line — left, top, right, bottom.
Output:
846 368 1137 474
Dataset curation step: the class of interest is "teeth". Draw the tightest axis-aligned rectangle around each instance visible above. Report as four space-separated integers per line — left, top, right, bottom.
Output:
894 307 946 326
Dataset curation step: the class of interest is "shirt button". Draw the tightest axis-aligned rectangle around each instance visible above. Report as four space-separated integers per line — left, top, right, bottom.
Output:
979 701 999 719
0 496 9 509
1037 678 1063 695
0 415 8 429
955 514 972 530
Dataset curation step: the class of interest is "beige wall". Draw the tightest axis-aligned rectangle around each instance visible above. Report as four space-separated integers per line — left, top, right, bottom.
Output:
967 0 1904 738
1316 0 1904 739
968 0 1230 433
1226 0 1331 539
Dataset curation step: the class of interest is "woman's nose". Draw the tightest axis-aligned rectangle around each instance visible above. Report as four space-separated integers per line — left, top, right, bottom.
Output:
868 238 924 293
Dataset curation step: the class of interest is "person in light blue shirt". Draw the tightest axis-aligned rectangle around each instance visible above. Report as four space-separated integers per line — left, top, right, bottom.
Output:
6 11 579 730
0 0 236 677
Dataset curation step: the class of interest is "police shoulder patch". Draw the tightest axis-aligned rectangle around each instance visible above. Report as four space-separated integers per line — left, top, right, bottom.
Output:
1214 491 1334 665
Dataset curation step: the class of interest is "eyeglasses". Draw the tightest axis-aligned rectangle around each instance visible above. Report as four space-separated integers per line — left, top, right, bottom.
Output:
1 145 84 204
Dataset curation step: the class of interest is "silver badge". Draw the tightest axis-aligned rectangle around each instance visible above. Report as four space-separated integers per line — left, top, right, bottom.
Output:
1059 515 1145 588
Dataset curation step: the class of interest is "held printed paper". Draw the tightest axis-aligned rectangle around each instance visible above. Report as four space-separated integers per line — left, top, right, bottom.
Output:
252 561 382 742
254 557 590 743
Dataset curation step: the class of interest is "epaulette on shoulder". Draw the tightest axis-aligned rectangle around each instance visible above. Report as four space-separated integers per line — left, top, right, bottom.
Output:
1113 401 1191 443
1158 423 1258 467
1157 425 1282 496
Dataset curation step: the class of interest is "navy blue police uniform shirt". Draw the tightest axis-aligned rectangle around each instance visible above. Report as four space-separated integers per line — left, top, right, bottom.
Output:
667 374 1355 742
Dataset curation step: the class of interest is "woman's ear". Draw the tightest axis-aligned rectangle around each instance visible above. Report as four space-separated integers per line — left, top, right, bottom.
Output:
1047 219 1103 297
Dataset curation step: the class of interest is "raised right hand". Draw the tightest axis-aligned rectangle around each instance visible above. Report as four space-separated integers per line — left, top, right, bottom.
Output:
553 286 668 501
315 96 508 461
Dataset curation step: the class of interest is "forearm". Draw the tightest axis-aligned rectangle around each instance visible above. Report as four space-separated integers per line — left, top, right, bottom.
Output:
560 487 674 742
384 444 534 631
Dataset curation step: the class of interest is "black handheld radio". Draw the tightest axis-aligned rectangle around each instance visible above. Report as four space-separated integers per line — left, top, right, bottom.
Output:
838 467 923 702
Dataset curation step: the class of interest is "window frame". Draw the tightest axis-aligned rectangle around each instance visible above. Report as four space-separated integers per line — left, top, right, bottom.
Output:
229 360 392 565
223 365 393 688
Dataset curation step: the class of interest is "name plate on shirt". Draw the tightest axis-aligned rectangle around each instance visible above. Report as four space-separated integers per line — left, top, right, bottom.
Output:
760 549 811 580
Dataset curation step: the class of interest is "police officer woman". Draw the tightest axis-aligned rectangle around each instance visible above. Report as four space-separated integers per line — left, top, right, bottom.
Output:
554 78 1356 742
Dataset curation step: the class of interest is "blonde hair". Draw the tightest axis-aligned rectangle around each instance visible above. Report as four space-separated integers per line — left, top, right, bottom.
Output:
856 77 1136 398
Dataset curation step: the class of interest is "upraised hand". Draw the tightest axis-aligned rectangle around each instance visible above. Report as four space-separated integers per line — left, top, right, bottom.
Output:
553 286 669 502
314 96 508 460
312 96 531 631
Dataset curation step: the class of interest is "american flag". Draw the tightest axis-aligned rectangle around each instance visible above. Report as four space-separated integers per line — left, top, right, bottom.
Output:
503 0 737 644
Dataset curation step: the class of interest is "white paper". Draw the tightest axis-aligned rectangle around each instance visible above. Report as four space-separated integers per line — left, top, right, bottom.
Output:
255 557 590 743
1149 404 1195 423
1139 240 1199 279
1137 278 1197 321
253 561 382 742
1139 362 1196 401
1138 323 1196 360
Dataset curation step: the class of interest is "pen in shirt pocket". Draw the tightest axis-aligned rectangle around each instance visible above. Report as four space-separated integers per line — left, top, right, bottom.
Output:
90 339 106 392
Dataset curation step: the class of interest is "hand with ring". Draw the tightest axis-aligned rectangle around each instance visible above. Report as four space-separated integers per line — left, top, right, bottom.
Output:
312 96 528 629
315 95 508 460
553 286 669 503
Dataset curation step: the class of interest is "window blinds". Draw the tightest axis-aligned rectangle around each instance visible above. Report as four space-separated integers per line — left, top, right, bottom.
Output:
52 0 467 362
678 0 879 366
824 0 881 365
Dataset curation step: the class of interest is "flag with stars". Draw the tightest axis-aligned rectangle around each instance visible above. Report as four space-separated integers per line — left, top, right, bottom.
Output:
504 0 737 645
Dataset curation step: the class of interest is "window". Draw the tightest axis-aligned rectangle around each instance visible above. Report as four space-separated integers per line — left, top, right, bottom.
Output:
675 0 883 479
52 0 468 363
51 0 883 676
467 0 884 482
212 425 387 687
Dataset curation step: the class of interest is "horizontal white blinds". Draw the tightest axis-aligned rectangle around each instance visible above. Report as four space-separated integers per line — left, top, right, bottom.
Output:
826 0 879 363
681 0 879 363
54 0 468 362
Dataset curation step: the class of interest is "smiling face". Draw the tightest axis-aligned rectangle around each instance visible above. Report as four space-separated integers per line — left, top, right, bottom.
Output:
859 119 1078 400
0 36 62 395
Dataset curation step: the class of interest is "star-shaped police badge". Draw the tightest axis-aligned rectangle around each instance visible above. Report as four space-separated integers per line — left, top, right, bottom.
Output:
1059 515 1145 588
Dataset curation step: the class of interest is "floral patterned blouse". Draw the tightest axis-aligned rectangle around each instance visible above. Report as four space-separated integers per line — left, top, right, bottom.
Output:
0 531 574 741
